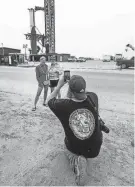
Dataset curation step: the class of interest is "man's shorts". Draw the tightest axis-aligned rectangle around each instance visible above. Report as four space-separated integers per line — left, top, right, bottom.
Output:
64 144 78 168
50 79 59 88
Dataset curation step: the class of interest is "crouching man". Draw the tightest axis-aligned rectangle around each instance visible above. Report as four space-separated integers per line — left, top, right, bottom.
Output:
46 75 103 186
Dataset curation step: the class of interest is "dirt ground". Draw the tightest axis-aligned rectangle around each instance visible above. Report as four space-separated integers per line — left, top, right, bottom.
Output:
0 89 134 186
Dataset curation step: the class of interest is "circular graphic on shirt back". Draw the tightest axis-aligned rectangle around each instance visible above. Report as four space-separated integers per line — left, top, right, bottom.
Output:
69 108 95 140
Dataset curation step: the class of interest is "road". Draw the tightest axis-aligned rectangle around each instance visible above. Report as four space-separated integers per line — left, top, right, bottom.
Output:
0 66 133 93
0 66 134 114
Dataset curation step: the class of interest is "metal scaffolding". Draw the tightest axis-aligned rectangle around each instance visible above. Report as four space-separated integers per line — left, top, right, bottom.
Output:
25 0 55 55
44 0 55 54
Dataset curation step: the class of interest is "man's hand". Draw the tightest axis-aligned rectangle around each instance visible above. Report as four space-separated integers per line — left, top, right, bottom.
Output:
46 74 68 104
57 75 67 88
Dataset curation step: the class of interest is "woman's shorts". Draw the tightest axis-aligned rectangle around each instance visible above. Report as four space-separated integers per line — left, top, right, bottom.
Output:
50 79 59 88
38 83 48 89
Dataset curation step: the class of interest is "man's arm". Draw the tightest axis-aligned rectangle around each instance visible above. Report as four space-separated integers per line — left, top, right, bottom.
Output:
57 65 63 75
58 69 63 75
86 91 98 110
46 85 61 104
45 65 50 80
46 75 67 104
35 67 40 83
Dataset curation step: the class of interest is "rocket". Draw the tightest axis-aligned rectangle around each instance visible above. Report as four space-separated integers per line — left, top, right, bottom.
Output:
29 8 37 54
31 26 37 54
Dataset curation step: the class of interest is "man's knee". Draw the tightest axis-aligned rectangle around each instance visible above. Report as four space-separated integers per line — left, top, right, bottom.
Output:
44 85 49 92
36 93 41 98
36 87 42 97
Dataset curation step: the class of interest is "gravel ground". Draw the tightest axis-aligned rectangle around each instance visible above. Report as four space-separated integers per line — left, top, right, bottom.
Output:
0 87 134 186
0 62 134 186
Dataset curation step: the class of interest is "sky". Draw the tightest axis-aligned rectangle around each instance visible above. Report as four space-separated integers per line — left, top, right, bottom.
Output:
0 0 134 58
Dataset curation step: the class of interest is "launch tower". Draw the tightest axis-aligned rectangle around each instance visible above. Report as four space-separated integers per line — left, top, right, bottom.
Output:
25 0 55 55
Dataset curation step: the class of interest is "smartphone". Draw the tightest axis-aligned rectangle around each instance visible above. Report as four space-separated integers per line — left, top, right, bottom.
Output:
64 70 70 82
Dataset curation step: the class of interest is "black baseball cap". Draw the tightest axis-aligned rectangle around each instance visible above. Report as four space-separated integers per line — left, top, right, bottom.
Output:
69 75 87 100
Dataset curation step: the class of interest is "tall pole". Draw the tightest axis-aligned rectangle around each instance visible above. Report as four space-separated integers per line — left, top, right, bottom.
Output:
23 44 28 60
25 48 26 59
1 43 4 56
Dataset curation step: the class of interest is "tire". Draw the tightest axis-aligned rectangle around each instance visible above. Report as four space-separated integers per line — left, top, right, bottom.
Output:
121 64 126 69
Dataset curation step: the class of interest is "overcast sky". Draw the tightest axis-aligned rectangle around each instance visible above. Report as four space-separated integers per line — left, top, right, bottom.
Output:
0 0 134 58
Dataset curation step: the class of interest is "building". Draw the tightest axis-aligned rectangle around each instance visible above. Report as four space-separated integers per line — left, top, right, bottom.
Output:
29 53 71 62
0 47 21 56
46 53 70 62
56 53 70 62
0 47 21 65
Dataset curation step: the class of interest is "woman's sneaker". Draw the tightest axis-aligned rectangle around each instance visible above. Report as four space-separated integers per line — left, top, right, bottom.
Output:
75 156 87 186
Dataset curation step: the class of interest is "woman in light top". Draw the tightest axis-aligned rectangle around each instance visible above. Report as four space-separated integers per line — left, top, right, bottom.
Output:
49 62 63 98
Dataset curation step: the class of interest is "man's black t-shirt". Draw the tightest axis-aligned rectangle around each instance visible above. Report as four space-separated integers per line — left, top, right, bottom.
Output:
48 96 103 158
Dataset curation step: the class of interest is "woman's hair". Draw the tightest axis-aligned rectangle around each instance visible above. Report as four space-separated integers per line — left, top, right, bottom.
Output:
40 56 46 62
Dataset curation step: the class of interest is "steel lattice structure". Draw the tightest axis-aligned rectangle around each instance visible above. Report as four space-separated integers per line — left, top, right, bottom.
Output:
44 0 55 54
25 0 55 55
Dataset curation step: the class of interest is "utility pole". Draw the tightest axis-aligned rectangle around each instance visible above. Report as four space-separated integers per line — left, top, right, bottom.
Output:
23 44 28 60
1 43 4 56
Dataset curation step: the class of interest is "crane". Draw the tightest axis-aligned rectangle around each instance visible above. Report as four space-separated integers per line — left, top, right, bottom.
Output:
125 43 134 60
126 44 135 51
116 44 134 69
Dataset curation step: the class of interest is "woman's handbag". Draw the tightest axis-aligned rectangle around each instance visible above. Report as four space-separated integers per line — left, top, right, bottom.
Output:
43 80 50 86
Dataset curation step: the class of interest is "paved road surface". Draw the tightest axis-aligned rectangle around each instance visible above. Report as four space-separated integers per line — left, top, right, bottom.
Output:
0 66 134 114
0 66 133 94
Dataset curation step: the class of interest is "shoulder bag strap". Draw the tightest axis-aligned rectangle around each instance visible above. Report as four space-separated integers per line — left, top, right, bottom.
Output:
87 95 101 119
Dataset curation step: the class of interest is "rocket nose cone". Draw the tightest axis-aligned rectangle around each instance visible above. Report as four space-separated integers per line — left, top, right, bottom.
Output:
31 26 36 34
